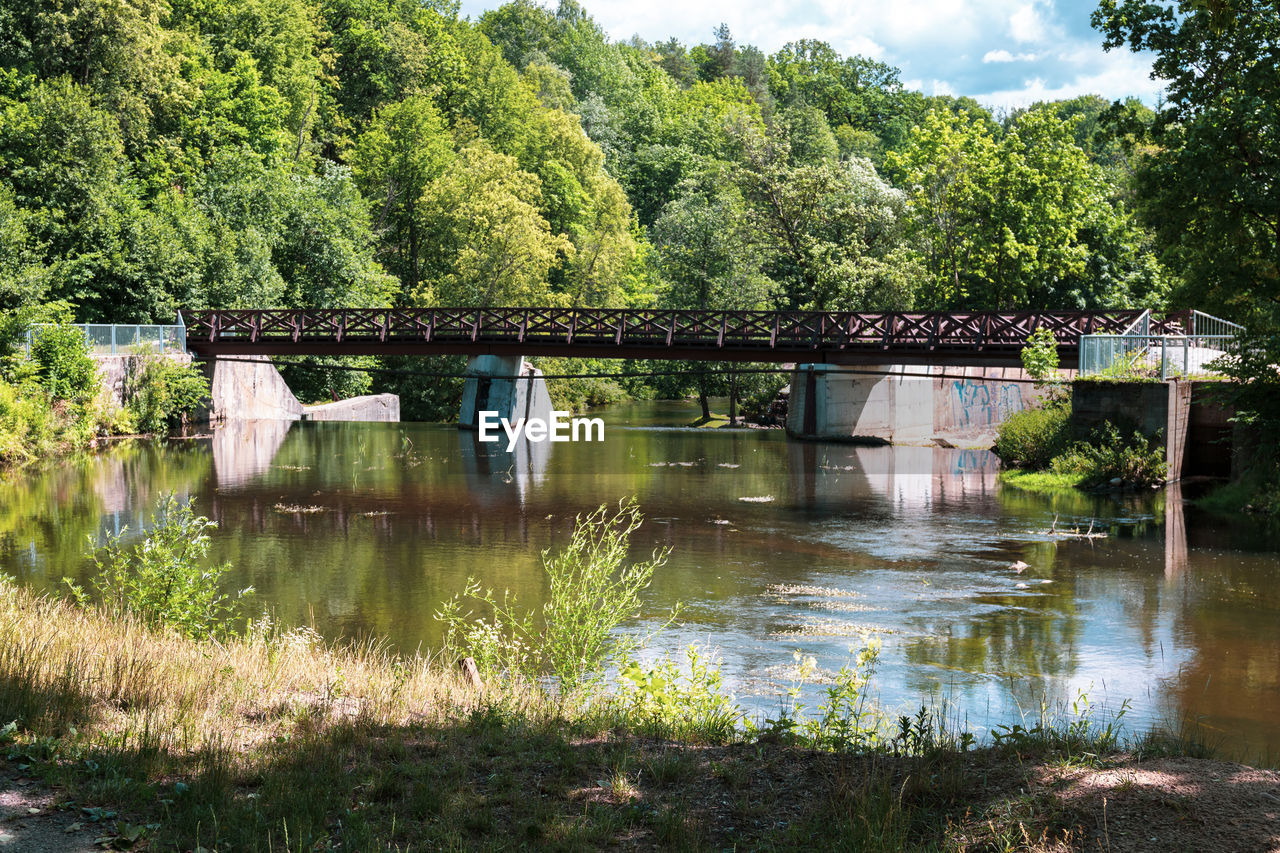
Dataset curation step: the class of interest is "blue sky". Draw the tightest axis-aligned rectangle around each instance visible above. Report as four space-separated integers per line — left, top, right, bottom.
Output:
456 0 1163 109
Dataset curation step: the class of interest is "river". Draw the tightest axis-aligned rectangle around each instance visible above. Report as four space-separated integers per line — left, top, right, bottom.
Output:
3 400 1278 762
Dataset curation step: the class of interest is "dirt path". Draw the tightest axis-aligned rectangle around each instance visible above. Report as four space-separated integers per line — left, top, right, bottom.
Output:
0 770 98 852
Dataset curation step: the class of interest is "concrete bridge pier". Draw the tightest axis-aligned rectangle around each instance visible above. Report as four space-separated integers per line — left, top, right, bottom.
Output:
786 363 1046 444
458 355 553 430
787 364 933 443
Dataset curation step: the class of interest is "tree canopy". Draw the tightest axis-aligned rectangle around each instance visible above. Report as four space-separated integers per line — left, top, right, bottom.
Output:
0 0 1213 414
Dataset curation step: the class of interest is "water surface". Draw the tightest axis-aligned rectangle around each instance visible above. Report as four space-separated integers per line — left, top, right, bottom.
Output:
3 403 1277 761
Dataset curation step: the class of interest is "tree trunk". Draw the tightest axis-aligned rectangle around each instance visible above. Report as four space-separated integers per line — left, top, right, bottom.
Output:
728 373 738 425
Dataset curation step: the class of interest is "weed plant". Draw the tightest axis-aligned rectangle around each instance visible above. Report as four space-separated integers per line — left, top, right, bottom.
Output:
123 353 210 434
437 499 672 692
66 495 253 639
1051 423 1167 487
1020 327 1060 381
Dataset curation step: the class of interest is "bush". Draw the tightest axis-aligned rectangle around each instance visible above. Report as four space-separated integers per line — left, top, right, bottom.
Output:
994 399 1072 470
0 379 55 467
72 495 253 639
277 355 374 405
533 357 630 413
437 499 671 692
29 323 98 402
617 646 744 741
1050 423 1167 487
125 355 209 434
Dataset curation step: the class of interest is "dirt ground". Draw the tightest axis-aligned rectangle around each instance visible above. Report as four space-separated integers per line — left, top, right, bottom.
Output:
1034 757 1280 852
0 769 98 852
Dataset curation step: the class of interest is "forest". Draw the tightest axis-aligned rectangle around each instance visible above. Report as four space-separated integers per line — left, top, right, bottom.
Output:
0 0 1275 417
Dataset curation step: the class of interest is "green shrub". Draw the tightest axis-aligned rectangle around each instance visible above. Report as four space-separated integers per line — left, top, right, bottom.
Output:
72 495 253 640
1050 423 1167 487
1020 327 1060 381
617 646 744 741
994 399 1072 470
437 499 671 693
125 356 210 434
30 323 97 402
0 379 55 467
533 357 630 413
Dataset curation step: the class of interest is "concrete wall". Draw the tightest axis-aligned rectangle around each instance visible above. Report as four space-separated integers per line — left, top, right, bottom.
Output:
934 366 1057 433
1069 380 1171 438
458 355 553 430
1069 379 1237 481
203 355 303 422
786 363 1055 444
302 394 400 422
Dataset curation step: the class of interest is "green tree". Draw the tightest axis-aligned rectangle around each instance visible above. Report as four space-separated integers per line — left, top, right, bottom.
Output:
652 168 778 417
351 95 452 293
889 108 1158 309
415 145 571 306
1093 0 1279 326
735 123 919 311
0 0 184 146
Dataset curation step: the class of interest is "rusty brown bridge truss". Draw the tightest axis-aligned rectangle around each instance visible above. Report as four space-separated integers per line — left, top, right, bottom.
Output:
181 308 1189 368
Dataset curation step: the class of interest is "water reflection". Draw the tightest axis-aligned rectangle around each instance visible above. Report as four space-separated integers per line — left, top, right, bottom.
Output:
212 418 293 488
3 408 1279 762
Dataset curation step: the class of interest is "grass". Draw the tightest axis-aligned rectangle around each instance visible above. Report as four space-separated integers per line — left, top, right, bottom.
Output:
0 575 1244 851
998 469 1086 492
688 412 732 428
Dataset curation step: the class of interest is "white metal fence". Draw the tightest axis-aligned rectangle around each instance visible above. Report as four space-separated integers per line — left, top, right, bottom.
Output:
1079 311 1244 379
25 322 187 356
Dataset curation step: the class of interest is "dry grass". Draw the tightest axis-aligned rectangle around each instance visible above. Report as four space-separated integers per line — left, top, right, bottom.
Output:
0 578 499 752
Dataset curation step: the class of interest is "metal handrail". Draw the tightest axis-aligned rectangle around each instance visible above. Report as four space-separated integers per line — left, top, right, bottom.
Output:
1080 333 1239 379
25 323 188 357
1190 310 1246 339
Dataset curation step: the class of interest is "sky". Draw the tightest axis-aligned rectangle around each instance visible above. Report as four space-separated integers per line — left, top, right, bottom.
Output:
456 0 1164 110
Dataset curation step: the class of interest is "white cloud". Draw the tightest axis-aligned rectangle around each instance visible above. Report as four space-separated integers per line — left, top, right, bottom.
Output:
1008 3 1047 43
973 49 1164 109
983 49 1038 62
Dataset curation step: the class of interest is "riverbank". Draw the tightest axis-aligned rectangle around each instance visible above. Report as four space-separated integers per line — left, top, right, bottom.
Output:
3 579 1276 851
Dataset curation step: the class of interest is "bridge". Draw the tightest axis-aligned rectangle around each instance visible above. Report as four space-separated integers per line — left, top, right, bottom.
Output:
180 307 1190 368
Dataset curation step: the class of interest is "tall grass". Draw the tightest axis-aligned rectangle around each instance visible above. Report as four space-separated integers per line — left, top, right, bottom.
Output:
0 571 1228 852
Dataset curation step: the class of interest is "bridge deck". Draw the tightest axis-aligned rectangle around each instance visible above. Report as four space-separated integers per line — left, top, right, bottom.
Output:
182 308 1189 368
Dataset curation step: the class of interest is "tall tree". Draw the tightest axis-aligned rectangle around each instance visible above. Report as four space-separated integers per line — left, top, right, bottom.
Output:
415 145 572 307
652 168 776 417
351 95 452 294
1093 0 1280 325
889 108 1160 309
735 123 919 311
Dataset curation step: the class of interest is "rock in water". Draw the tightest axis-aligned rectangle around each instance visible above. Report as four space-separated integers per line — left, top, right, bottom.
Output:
1010 561 1029 573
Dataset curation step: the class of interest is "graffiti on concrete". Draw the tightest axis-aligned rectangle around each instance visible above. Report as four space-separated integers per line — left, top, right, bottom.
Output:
947 380 1026 429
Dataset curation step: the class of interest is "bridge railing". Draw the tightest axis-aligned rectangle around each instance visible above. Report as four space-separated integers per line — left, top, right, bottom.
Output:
25 323 187 357
180 307 1161 353
1080 322 1242 380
